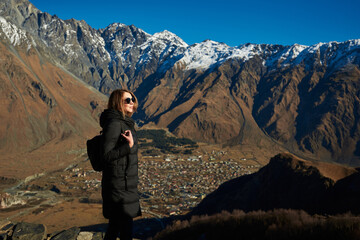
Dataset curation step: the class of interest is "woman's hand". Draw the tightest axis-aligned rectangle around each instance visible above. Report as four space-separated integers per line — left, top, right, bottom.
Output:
121 130 134 148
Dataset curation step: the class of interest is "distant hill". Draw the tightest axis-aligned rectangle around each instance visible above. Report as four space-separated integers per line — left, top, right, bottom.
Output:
0 0 360 165
190 153 360 216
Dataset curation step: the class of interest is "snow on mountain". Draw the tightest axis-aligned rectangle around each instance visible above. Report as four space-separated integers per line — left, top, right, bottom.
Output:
163 38 360 72
100 23 151 65
0 16 29 47
1 0 359 77
152 30 188 47
262 39 360 69
325 40 360 69
178 40 232 70
348 39 360 49
74 20 111 62
122 30 188 70
137 30 187 63
291 39 360 68
103 22 128 34
103 23 151 50
278 44 308 66
178 41 271 70
36 16 79 57
224 43 265 63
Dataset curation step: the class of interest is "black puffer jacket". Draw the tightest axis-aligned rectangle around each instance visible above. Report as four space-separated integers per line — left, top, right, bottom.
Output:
100 109 141 219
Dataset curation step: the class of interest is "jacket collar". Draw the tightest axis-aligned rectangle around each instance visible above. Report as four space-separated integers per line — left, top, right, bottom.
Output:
100 109 135 128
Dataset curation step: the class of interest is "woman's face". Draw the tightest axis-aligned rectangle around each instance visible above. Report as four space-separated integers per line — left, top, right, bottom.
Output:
122 92 135 115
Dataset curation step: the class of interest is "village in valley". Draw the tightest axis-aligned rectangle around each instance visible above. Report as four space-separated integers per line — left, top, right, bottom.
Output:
138 151 260 217
0 129 262 224
40 147 261 218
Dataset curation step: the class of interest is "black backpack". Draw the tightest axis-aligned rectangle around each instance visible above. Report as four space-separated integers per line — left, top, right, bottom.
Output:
86 133 104 171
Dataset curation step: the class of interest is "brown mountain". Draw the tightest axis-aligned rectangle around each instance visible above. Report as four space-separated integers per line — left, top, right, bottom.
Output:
137 52 360 164
0 40 106 179
190 153 360 216
0 0 360 166
252 59 360 165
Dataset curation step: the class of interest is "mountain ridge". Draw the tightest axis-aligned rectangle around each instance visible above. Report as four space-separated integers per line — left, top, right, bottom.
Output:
1 0 360 165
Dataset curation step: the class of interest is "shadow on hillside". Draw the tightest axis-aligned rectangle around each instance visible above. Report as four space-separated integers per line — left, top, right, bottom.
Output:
80 216 182 240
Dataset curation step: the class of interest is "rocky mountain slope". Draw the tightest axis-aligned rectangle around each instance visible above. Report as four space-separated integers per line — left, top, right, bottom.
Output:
190 153 360 216
0 0 107 179
0 0 360 164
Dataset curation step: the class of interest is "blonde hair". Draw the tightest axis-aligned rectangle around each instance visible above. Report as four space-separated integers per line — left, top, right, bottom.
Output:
107 89 138 117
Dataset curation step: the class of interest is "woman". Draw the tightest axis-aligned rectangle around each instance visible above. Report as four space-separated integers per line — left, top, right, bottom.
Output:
100 89 141 240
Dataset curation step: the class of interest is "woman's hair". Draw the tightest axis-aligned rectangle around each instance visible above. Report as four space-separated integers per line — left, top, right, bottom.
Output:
107 89 138 117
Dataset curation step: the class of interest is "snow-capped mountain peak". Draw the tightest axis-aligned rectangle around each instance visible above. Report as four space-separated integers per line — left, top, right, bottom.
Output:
179 40 230 70
1 0 359 85
279 44 308 60
104 22 128 31
152 30 188 47
179 41 267 70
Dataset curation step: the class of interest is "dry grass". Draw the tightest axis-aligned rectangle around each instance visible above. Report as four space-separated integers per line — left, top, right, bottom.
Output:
154 209 360 240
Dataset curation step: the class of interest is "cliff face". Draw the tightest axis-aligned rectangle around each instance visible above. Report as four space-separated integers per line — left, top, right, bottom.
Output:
253 56 360 163
190 153 360 216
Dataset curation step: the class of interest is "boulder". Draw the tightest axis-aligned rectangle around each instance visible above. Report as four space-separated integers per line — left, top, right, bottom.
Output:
91 232 104 240
11 222 46 240
50 227 80 240
77 231 93 240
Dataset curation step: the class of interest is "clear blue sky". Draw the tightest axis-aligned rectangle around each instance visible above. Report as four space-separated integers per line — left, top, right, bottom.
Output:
29 0 360 47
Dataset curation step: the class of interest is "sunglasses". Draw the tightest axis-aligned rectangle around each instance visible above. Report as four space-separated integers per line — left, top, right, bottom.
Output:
124 97 135 104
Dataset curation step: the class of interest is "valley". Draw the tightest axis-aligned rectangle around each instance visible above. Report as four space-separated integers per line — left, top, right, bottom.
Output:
0 132 273 233
1 0 359 167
